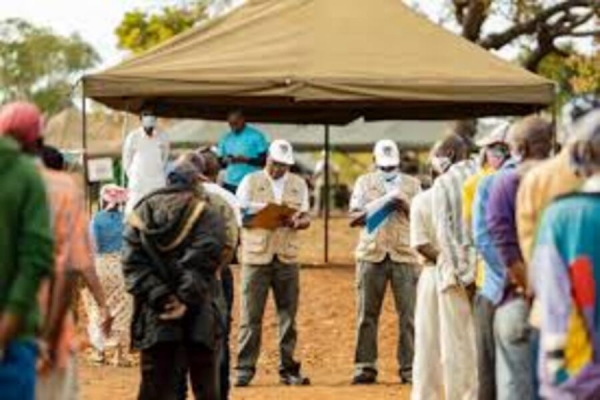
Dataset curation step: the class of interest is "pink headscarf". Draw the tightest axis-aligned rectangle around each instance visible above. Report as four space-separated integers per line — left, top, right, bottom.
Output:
0 102 43 148
100 184 128 210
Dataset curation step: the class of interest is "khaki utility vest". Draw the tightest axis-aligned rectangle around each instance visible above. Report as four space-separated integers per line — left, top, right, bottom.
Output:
355 172 420 264
241 171 306 265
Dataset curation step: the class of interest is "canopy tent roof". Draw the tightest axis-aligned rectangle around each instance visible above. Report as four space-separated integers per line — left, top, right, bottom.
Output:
84 0 554 124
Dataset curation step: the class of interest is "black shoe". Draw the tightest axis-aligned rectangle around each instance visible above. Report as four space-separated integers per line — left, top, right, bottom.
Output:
280 372 311 386
400 376 413 385
234 369 255 388
352 368 377 385
279 363 311 386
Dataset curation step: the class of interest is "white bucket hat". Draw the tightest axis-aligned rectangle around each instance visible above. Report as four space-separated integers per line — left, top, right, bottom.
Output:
476 122 511 147
374 139 400 168
269 139 295 166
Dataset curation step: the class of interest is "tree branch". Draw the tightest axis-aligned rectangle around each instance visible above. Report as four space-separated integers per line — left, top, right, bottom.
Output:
480 0 594 49
461 0 489 42
560 28 600 37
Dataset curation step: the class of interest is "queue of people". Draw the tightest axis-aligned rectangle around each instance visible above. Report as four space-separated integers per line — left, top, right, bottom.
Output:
409 105 600 400
3 100 600 400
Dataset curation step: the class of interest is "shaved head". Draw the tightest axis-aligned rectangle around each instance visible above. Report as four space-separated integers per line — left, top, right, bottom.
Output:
432 133 470 162
510 116 554 160
196 147 221 181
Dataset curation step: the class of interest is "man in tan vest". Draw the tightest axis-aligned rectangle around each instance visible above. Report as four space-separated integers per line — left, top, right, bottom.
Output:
349 140 421 385
234 139 311 387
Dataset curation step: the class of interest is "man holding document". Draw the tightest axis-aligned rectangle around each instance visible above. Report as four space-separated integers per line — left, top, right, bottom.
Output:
235 140 311 388
349 140 421 385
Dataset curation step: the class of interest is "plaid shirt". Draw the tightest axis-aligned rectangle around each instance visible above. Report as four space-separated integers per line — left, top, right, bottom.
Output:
39 168 94 368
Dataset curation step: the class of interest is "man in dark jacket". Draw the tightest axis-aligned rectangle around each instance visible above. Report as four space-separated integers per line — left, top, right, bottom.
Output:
123 160 226 400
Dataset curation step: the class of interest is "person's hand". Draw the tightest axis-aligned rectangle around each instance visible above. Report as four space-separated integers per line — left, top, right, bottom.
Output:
464 283 477 303
390 197 409 215
36 339 54 376
160 296 187 321
229 155 250 164
289 214 304 230
99 307 114 337
0 313 19 351
508 261 528 292
349 212 367 227
280 216 295 228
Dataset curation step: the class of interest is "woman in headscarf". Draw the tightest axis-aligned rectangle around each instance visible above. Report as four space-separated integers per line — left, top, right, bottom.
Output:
531 109 600 399
82 184 133 366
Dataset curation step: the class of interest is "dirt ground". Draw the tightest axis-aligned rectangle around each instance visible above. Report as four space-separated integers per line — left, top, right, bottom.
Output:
80 218 411 400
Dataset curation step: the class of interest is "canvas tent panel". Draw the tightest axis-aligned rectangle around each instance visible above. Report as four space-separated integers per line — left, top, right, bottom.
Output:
84 0 553 123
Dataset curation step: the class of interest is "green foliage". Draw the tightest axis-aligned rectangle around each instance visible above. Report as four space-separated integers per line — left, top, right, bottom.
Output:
567 53 600 95
0 18 100 115
535 49 577 110
115 2 208 54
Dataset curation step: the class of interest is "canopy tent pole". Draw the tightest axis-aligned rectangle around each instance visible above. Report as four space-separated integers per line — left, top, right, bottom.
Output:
324 124 330 264
120 107 130 186
551 92 559 155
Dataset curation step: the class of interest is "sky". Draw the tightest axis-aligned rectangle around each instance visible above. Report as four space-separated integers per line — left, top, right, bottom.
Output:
1 0 449 69
1 0 187 68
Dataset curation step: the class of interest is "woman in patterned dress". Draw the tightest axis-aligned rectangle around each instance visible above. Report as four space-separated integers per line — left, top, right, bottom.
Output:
83 184 133 366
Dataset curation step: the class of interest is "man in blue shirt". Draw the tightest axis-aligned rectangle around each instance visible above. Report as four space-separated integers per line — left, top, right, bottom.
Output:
217 110 269 193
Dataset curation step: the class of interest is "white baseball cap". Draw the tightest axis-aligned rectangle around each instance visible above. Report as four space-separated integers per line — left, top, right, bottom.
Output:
373 140 400 168
476 122 510 147
269 139 295 166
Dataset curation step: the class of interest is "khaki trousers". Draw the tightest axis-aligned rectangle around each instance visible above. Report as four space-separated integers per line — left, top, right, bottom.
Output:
236 258 300 377
354 257 417 380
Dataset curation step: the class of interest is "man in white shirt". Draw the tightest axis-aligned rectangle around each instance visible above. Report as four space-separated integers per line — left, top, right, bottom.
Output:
234 140 311 388
123 110 170 214
349 140 421 385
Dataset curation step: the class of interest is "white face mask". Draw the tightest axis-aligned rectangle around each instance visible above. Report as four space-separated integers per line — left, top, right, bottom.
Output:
142 115 157 130
379 168 399 181
511 151 523 164
431 156 452 174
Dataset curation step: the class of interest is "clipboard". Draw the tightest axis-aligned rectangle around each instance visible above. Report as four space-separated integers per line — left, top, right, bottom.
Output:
245 203 298 230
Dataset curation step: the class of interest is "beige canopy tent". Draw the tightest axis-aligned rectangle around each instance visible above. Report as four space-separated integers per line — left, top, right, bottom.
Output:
83 0 554 123
83 0 554 262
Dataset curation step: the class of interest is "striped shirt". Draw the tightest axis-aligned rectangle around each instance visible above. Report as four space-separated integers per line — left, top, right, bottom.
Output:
432 159 478 290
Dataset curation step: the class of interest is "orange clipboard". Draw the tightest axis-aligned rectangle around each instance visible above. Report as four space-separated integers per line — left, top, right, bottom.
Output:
246 203 298 230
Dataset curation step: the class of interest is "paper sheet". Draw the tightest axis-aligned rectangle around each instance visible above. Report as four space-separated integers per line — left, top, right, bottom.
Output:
365 190 401 234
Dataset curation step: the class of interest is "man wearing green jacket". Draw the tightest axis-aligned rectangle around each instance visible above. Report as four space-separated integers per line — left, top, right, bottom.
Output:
0 102 54 400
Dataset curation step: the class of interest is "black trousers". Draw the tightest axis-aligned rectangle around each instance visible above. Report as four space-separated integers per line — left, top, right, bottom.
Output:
220 267 234 400
138 342 220 400
178 270 234 400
